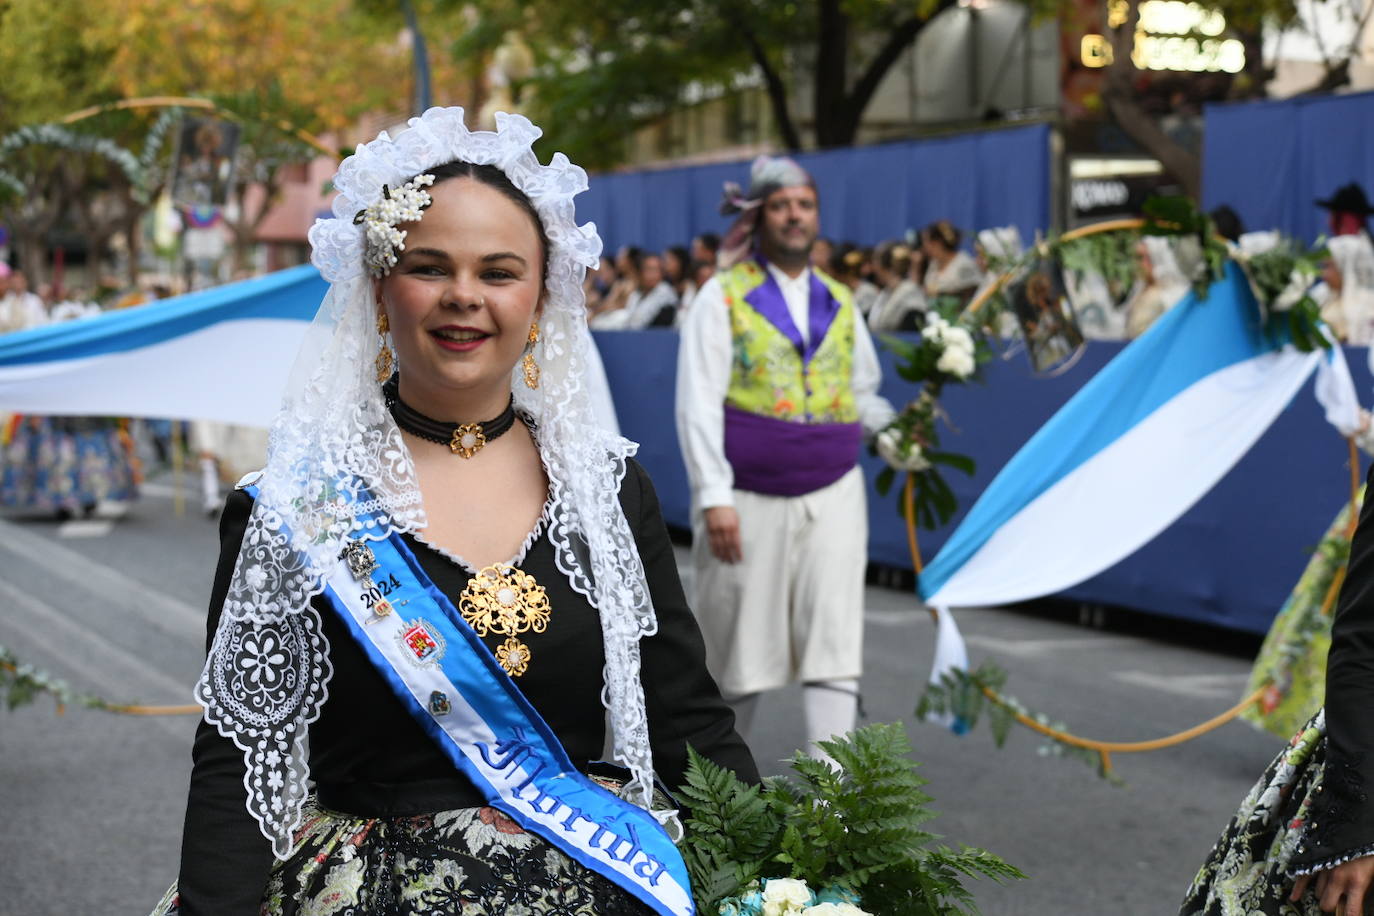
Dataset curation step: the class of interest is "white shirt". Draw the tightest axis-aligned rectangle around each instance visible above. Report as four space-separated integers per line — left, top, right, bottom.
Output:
590 281 678 330
675 262 896 510
0 291 47 334
868 279 926 332
923 251 982 297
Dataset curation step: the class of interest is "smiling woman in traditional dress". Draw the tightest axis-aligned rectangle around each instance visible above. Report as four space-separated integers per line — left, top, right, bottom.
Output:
154 108 756 916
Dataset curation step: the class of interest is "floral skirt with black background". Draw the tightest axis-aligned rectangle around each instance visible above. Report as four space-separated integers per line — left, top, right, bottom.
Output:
152 799 652 916
1180 713 1327 915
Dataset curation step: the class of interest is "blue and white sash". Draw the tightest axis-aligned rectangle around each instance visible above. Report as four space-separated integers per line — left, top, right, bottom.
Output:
243 484 694 916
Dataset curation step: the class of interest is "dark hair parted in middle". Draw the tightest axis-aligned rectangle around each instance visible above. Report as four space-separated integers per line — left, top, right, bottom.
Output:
422 161 551 281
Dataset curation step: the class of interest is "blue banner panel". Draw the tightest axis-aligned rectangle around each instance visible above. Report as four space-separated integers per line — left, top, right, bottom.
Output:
1204 90 1374 243
595 329 1370 634
577 124 1051 256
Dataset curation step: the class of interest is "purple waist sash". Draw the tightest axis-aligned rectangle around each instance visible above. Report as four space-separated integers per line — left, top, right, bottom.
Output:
723 405 862 497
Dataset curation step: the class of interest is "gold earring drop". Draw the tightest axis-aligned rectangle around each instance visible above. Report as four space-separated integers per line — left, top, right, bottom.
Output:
522 322 541 390
376 311 394 383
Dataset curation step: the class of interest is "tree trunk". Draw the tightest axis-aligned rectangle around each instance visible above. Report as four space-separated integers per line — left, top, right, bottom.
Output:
224 164 284 277
125 215 141 290
17 238 46 290
4 167 65 290
728 11 802 151
1296 58 1352 96
1230 24 1271 100
812 0 850 148
811 0 956 148
1102 0 1201 199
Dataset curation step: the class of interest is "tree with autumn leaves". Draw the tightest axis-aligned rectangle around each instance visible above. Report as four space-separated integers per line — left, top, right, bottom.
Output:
0 0 428 136
0 0 471 286
443 0 1364 187
1 0 1369 285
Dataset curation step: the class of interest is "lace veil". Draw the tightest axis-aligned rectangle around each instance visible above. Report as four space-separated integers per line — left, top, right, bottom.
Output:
195 107 667 857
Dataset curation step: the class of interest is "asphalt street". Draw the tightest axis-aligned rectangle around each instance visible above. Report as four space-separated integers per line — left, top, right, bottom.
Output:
0 474 1282 915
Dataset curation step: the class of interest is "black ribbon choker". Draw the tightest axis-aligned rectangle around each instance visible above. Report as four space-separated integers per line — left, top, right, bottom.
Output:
382 375 517 458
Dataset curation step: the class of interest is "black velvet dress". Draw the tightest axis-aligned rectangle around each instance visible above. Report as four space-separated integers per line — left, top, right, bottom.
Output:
159 458 757 916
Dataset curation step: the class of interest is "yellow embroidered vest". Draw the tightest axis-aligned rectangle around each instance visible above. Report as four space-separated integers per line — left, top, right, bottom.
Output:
718 260 858 424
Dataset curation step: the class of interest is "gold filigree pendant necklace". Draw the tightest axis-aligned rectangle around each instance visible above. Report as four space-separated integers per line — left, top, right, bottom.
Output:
458 564 551 676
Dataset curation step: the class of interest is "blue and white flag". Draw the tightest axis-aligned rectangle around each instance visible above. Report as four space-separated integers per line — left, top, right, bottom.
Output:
920 263 1356 612
0 265 624 434
0 266 322 426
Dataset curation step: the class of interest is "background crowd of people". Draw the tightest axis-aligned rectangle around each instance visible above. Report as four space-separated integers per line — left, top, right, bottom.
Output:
577 194 1374 353
6 186 1374 528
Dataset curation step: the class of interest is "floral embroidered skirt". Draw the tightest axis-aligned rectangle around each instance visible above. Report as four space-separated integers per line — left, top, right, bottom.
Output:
1240 491 1361 740
1180 712 1327 915
0 415 139 513
150 799 653 916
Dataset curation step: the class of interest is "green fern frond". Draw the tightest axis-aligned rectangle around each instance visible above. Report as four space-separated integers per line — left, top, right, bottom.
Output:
680 724 1024 914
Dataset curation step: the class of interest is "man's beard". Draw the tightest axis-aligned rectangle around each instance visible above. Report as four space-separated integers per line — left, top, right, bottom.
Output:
764 226 815 262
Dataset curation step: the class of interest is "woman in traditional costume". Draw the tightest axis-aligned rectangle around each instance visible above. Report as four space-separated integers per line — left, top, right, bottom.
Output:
867 242 926 333
1124 237 1194 339
156 108 755 916
0 281 140 518
918 221 981 307
1317 234 1374 345
1182 454 1374 914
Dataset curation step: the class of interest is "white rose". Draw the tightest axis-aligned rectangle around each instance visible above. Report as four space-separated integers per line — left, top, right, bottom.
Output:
876 429 931 472
762 878 814 916
943 327 976 358
936 345 976 379
1237 230 1280 258
1270 270 1310 312
956 347 977 376
875 428 900 457
801 904 872 916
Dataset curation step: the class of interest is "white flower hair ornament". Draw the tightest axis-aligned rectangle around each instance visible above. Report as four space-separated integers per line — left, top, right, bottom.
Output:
308 106 602 290
354 173 435 277
197 108 673 861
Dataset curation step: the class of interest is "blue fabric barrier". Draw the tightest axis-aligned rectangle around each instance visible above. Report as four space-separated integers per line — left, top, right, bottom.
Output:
594 329 1371 635
1204 91 1374 242
578 124 1050 254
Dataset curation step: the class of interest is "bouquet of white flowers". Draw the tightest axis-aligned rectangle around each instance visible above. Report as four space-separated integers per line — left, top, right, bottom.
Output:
872 302 991 530
678 724 1024 915
718 877 870 916
1230 231 1329 350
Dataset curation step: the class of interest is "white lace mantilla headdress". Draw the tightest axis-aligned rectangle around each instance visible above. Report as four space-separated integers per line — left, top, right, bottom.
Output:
195 107 667 856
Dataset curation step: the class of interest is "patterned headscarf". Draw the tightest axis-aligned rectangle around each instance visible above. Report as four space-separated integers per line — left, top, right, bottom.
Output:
717 155 816 269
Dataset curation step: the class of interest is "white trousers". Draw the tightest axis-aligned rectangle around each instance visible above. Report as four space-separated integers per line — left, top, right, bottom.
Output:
691 466 867 697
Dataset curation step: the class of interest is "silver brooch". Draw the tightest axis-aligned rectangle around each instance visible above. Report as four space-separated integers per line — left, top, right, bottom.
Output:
341 540 379 580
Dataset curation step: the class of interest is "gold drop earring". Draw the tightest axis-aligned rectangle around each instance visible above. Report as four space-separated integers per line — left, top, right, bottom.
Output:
375 311 395 383
523 322 541 389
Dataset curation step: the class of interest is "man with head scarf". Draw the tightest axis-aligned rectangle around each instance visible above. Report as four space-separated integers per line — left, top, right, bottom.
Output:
674 155 896 759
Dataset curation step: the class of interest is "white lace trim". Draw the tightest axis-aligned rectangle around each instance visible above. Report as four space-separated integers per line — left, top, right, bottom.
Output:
196 108 674 857
411 491 555 576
